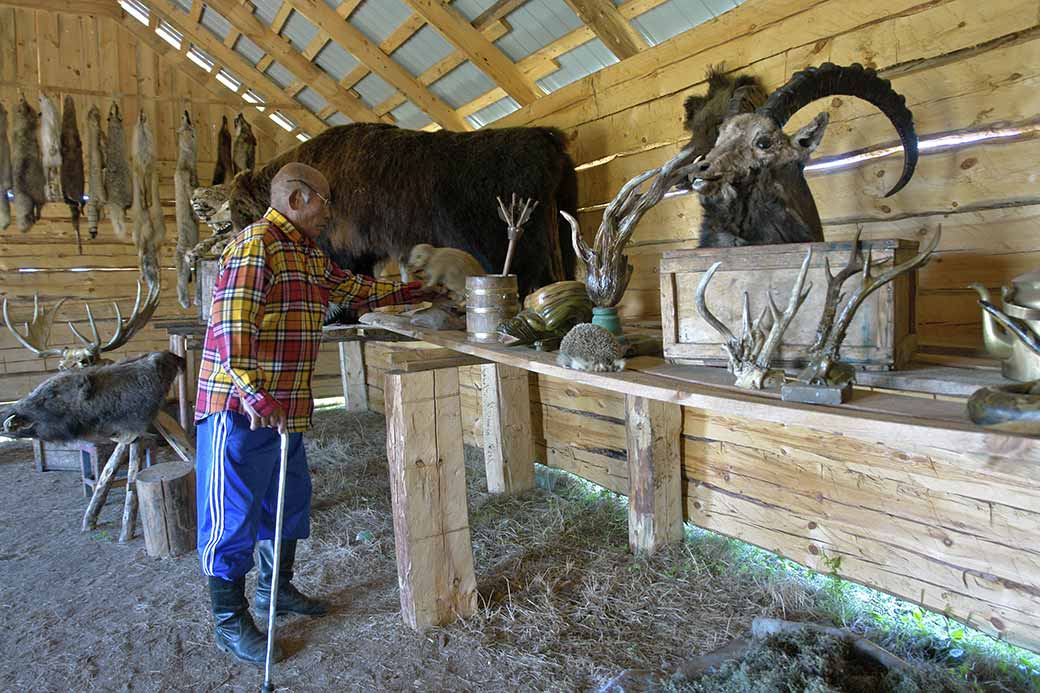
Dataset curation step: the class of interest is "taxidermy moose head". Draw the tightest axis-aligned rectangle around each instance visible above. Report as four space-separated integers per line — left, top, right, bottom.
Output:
684 62 918 248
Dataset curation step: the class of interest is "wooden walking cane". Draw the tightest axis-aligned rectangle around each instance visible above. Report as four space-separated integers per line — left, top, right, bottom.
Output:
261 430 290 692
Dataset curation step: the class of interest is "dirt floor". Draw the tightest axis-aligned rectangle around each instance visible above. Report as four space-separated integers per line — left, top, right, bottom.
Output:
0 408 1035 692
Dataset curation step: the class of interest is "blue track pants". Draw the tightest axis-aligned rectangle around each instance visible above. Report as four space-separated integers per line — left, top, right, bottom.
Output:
196 411 311 580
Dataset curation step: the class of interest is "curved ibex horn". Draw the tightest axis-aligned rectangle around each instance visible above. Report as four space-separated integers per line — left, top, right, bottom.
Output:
759 62 917 197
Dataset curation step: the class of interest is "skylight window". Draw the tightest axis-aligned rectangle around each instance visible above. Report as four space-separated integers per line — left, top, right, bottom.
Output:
156 21 182 50
296 132 310 142
269 112 296 132
186 46 215 73
118 0 149 26
242 90 267 112
215 69 241 92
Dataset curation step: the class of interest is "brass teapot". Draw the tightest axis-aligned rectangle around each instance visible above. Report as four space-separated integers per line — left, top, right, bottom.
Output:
971 271 1040 381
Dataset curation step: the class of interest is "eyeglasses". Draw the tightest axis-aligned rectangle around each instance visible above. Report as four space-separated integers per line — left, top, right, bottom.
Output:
286 178 331 208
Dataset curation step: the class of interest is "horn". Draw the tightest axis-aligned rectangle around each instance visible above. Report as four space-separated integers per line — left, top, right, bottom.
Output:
759 62 917 197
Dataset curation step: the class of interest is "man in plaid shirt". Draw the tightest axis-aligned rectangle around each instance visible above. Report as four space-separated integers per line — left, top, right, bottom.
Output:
195 162 429 665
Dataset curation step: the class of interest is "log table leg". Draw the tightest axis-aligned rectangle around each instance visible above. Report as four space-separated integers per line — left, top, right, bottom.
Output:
480 364 536 494
118 441 143 543
171 334 191 432
339 340 368 412
82 442 129 532
384 367 476 631
624 395 683 554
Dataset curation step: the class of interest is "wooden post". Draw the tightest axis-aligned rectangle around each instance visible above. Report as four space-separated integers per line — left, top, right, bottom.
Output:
480 363 536 494
82 442 129 532
624 395 683 554
384 367 476 631
118 441 143 543
339 340 368 412
137 461 197 558
183 336 198 437
171 334 191 431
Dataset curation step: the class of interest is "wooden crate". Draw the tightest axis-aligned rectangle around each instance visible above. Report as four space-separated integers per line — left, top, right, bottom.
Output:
660 240 919 371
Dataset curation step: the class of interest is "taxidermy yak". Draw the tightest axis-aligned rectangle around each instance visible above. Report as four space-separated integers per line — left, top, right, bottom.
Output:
0 351 184 443
60 95 85 253
175 110 199 309
232 112 256 176
11 95 46 232
0 103 11 231
684 62 918 247
104 102 133 239
212 114 233 185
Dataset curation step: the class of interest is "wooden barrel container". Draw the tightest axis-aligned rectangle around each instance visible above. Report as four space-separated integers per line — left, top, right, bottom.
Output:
466 275 520 343
137 461 197 558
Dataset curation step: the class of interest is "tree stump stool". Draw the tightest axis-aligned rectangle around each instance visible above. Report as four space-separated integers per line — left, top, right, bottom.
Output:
136 462 197 558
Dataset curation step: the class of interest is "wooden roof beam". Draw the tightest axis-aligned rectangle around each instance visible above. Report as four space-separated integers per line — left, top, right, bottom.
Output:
563 0 648 60
401 0 541 105
0 0 118 16
204 0 387 124
473 0 526 31
283 0 469 130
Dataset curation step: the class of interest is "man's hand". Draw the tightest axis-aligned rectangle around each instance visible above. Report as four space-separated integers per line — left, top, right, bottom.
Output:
241 397 288 435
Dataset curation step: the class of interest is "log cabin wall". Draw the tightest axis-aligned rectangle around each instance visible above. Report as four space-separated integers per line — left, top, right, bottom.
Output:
0 5 297 400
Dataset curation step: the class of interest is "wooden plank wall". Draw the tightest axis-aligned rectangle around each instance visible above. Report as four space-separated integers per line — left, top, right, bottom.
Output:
0 7 297 400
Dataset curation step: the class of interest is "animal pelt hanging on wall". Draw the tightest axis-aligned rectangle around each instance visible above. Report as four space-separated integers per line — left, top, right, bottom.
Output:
212 115 232 185
104 102 133 239
130 110 165 285
84 105 105 239
232 113 256 175
11 95 47 232
60 96 85 254
175 110 199 309
0 103 12 231
38 93 63 203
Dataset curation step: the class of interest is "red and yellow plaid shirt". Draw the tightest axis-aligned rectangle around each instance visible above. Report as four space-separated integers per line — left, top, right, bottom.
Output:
195 208 408 432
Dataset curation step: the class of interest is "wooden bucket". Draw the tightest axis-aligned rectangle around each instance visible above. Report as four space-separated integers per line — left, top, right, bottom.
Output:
466 275 519 343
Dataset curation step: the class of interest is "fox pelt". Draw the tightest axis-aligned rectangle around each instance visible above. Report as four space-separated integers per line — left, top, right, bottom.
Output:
11 95 46 232
104 102 132 239
212 115 232 185
0 103 12 231
130 110 165 285
84 105 105 239
60 95 85 253
39 93 63 203
175 110 199 309
232 113 256 176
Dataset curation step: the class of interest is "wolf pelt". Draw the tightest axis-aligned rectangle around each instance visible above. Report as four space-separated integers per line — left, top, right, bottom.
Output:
38 93 63 203
104 102 132 238
60 95 85 251
84 105 105 239
232 113 256 176
0 103 12 231
212 115 232 185
130 110 165 285
175 111 199 309
11 95 46 232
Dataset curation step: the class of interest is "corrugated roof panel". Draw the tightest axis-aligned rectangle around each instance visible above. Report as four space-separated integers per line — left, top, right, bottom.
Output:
265 61 296 89
450 0 498 22
701 0 742 16
234 35 265 65
537 38 618 93
631 0 733 46
392 25 454 77
466 95 520 129
199 7 232 41
391 101 433 130
429 61 495 109
495 0 583 62
323 0 340 9
313 41 359 81
296 86 328 114
282 10 319 52
326 111 352 126
171 0 192 13
349 0 411 45
353 72 396 108
251 0 282 27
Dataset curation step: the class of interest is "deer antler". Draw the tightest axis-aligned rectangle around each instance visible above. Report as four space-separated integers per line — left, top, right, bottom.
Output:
67 275 161 356
695 248 813 389
496 193 539 276
2 295 68 358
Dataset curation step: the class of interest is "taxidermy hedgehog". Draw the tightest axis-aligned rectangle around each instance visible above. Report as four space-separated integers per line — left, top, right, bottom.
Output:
104 102 133 238
232 112 256 175
38 93 63 203
556 323 626 372
0 103 11 231
212 115 232 185
12 95 47 232
84 105 105 239
175 111 199 309
131 110 165 285
60 95 85 253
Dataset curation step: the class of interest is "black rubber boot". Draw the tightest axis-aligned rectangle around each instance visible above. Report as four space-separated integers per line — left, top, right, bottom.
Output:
255 539 329 617
208 576 283 666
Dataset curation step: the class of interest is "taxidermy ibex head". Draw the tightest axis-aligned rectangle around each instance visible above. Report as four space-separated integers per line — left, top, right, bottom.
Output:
687 63 918 248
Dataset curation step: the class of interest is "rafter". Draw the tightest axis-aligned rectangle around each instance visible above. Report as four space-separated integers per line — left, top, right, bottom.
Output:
283 0 468 130
562 0 648 60
204 0 387 124
473 0 526 30
0 0 118 16
402 0 540 105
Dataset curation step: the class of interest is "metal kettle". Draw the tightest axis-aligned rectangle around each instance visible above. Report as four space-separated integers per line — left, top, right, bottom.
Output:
971 271 1040 381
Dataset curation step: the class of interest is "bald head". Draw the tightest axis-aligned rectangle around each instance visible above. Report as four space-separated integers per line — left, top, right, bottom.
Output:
269 162 331 241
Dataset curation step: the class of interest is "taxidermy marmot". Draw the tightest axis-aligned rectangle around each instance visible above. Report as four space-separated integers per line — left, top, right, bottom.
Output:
232 113 256 175
60 95 85 253
104 102 133 239
84 105 105 239
131 110 165 285
0 103 11 231
212 115 232 185
406 243 485 305
12 95 47 232
556 323 626 372
38 93 63 203
175 111 199 309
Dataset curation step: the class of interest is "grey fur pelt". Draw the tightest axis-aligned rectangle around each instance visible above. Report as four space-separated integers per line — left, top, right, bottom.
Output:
38 93 63 203
60 95 85 252
11 95 46 232
104 102 132 238
231 112 255 176
175 110 199 309
0 103 11 231
84 105 105 239
131 110 165 285
0 351 184 443
212 115 232 185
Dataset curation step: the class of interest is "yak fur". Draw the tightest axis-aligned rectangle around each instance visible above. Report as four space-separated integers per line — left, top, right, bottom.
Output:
104 102 132 239
0 103 11 231
0 351 184 443
232 113 255 176
60 95 85 252
130 110 165 285
11 95 46 232
212 115 232 186
38 93 63 203
227 123 578 297
175 111 199 309
84 105 105 239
